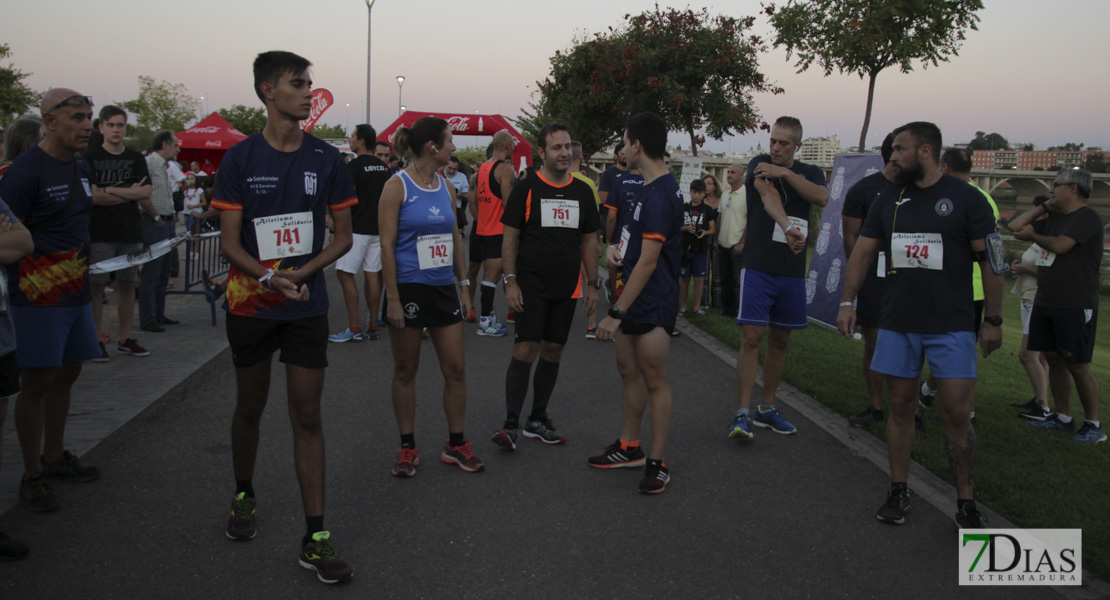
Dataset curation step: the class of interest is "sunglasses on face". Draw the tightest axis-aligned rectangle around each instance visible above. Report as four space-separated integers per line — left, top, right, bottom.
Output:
45 95 94 114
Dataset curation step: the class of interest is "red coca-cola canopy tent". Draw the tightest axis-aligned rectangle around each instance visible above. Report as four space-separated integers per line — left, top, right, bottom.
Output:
377 112 532 173
175 112 250 170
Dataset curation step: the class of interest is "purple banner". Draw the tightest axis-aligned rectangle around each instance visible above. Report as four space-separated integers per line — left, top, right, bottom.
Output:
805 154 886 329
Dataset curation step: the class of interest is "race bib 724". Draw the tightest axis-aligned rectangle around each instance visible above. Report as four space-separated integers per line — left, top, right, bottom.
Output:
891 232 943 270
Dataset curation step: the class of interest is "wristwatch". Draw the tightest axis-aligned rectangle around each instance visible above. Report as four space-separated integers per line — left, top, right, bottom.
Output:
587 279 602 289
983 315 1003 327
608 305 626 319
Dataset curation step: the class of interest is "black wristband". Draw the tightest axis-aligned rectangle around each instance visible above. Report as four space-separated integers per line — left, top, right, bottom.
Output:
608 305 626 320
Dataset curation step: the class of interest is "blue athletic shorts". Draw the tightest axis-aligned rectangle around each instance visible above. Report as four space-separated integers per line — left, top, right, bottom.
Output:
737 268 807 329
870 329 978 379
680 253 708 278
11 304 101 369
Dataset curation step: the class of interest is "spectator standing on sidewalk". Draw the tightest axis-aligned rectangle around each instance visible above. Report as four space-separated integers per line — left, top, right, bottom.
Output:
86 105 157 361
138 130 180 332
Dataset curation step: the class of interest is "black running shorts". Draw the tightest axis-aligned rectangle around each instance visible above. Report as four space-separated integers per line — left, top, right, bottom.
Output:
513 292 578 345
226 313 329 369
396 283 463 329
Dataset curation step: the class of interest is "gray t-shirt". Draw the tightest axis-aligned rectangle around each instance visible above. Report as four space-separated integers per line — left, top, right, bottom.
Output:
0 197 19 354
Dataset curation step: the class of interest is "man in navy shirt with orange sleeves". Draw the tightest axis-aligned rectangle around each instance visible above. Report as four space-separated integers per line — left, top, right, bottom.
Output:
212 51 356 584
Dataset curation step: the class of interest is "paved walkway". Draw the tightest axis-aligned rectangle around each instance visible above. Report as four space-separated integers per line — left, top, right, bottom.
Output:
1 267 1103 599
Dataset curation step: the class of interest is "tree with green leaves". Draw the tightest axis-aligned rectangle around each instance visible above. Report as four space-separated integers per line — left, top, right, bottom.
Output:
218 104 266 136
310 123 346 139
966 131 1009 152
765 0 984 151
121 75 199 133
1048 142 1085 151
0 43 41 127
1084 152 1107 174
536 6 780 157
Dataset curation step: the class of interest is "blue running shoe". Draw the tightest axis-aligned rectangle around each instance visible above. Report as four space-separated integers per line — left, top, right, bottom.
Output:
328 328 363 343
476 317 507 337
1073 423 1107 444
728 412 753 439
753 405 797 434
1029 414 1076 432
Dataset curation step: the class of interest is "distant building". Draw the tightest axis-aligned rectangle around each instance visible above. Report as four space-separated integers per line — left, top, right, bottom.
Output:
798 135 845 164
971 149 1096 170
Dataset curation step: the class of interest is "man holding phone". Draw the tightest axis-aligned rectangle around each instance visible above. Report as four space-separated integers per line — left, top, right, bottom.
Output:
85 104 158 359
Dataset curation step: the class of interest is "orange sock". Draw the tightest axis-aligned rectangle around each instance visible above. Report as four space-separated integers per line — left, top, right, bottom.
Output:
619 439 639 451
350 326 361 333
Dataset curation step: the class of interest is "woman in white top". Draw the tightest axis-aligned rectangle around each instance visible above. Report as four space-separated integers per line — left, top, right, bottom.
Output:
1010 195 1051 419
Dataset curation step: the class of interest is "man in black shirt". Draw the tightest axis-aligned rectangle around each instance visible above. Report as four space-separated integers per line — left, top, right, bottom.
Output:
842 133 896 427
837 121 1002 528
493 123 599 449
86 105 158 360
329 124 390 342
729 116 827 440
1009 168 1105 444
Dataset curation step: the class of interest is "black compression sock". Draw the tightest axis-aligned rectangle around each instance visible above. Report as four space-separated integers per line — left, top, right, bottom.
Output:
957 498 976 511
528 358 560 422
236 479 254 499
480 283 495 317
304 515 324 544
400 433 416 449
505 358 533 425
449 431 466 447
890 481 908 494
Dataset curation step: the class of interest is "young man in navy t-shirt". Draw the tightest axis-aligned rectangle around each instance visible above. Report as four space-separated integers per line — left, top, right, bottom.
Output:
211 51 356 584
591 112 683 495
729 116 828 440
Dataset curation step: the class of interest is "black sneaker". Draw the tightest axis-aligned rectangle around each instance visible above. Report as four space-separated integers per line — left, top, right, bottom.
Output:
522 418 566 445
848 408 883 427
638 459 670 494
0 530 30 561
1019 404 1051 421
226 492 257 541
1011 397 1039 409
41 450 100 482
876 487 913 525
914 414 925 434
19 473 60 512
588 440 646 469
299 531 353 584
918 387 935 409
956 502 988 529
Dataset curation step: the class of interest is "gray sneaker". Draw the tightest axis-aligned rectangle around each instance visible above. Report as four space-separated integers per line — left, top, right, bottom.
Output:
491 426 520 451
522 418 566 444
41 450 100 482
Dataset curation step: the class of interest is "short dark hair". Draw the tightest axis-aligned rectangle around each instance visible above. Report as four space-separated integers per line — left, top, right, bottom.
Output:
448 155 460 165
373 141 391 153
353 124 376 146
774 116 803 144
690 179 706 193
538 122 570 151
98 105 127 123
892 121 942 162
485 143 494 159
880 132 895 164
624 112 666 161
663 151 671 159
614 140 625 154
151 129 175 152
253 51 312 104
941 147 973 174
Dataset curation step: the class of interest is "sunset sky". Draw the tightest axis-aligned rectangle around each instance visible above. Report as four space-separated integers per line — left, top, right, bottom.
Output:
4 0 1106 153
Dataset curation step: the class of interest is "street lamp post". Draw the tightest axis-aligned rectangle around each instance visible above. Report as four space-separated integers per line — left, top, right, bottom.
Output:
364 0 376 124
346 103 350 134
396 75 405 117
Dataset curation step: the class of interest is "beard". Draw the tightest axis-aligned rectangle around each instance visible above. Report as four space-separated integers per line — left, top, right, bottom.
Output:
893 159 924 187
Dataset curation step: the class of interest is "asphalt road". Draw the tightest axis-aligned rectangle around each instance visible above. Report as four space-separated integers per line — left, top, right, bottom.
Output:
0 275 1060 599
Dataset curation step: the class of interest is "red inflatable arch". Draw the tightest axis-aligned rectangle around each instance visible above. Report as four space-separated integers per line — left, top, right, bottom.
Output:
377 111 532 173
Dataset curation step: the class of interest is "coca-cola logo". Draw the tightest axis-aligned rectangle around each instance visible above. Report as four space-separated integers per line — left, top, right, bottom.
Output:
205 140 223 147
188 126 221 134
299 89 334 133
445 116 471 132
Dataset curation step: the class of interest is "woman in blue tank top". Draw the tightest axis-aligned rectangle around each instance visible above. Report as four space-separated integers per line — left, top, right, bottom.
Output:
378 117 483 475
